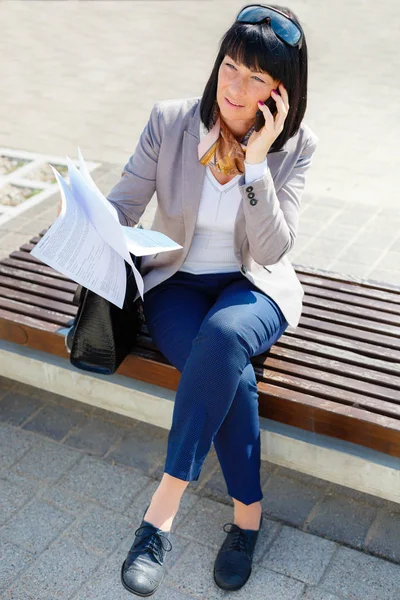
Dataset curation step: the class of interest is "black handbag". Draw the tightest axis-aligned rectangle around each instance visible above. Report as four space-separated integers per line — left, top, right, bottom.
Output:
65 253 143 375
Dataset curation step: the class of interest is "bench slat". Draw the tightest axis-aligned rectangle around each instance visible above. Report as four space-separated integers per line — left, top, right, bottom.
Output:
299 306 399 347
264 345 399 389
0 275 74 303
1 257 72 281
0 286 76 316
295 265 400 295
298 273 400 304
258 382 400 456
255 367 400 418
285 327 400 363
0 297 73 327
0 310 61 334
0 264 76 293
303 296 400 327
302 283 400 315
256 356 400 403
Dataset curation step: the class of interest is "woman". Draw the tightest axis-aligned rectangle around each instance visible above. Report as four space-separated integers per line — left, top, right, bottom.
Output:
107 4 318 596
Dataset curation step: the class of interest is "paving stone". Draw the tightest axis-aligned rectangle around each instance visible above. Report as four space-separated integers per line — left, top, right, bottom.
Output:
5 538 101 599
325 481 385 507
11 383 55 403
0 376 16 394
261 473 325 527
364 509 400 562
0 423 33 470
305 494 377 549
66 505 132 556
165 540 217 597
0 391 43 427
0 540 35 592
23 403 85 441
206 564 305 599
1 499 73 554
12 438 82 483
36 485 93 516
0 472 39 525
56 454 151 512
171 496 233 550
67 548 124 600
63 414 126 456
106 421 169 476
300 589 342 600
320 546 400 599
262 526 337 584
276 466 330 490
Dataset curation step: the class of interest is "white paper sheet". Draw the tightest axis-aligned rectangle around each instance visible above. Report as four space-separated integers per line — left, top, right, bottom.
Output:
29 150 182 308
122 226 182 256
30 170 127 308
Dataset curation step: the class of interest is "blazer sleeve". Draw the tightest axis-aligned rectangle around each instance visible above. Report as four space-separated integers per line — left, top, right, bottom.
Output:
106 102 162 226
237 137 318 265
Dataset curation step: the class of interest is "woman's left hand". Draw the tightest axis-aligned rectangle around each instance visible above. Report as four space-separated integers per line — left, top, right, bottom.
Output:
245 83 289 164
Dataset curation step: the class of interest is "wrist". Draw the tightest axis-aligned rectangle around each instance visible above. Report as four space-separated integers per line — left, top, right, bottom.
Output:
245 152 269 165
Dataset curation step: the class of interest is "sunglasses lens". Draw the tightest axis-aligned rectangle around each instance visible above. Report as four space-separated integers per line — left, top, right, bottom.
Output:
237 5 302 47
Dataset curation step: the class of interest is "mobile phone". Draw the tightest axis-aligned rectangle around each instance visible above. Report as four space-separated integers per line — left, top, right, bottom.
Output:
254 95 278 132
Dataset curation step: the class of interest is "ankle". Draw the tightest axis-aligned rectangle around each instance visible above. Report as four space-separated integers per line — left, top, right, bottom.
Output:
143 492 182 532
232 500 262 531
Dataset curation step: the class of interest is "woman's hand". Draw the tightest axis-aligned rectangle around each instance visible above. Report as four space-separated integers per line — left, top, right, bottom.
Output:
245 82 290 164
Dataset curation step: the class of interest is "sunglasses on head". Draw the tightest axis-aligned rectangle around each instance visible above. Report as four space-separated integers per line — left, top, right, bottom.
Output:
236 4 303 49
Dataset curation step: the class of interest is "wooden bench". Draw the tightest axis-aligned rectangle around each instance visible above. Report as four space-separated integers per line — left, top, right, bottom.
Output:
1 231 400 463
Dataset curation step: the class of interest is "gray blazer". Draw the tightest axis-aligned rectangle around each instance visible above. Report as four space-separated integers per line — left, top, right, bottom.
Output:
106 97 319 328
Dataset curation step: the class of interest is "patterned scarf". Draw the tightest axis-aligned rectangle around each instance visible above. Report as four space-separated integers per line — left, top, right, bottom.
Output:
198 101 255 176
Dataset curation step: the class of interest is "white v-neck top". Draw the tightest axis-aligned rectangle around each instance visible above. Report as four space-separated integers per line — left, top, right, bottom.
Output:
180 159 268 274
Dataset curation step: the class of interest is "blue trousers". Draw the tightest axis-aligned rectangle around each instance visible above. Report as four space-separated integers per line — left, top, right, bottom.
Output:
142 270 288 505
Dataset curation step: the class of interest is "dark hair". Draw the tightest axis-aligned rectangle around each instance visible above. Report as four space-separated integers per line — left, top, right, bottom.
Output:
200 4 307 152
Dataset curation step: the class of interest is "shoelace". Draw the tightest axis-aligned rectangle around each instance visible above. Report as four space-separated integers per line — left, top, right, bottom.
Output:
222 523 250 555
133 525 172 565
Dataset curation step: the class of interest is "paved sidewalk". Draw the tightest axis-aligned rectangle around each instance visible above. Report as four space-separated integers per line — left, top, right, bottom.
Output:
1 375 400 600
0 0 400 284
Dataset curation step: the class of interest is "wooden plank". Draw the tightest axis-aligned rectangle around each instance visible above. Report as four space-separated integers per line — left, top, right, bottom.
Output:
1 257 73 282
0 264 76 292
257 345 400 390
299 305 399 338
255 367 400 418
253 356 400 404
258 382 400 457
294 265 400 294
0 297 73 327
302 296 400 327
0 286 76 316
299 275 400 305
284 326 400 363
302 283 400 315
0 275 75 303
296 316 400 350
276 336 400 376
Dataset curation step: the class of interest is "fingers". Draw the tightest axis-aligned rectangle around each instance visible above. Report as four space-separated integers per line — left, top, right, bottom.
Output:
257 100 274 126
271 84 289 131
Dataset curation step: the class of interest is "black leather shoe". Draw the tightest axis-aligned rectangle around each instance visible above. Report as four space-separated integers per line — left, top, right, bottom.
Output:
121 505 172 597
213 514 263 591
